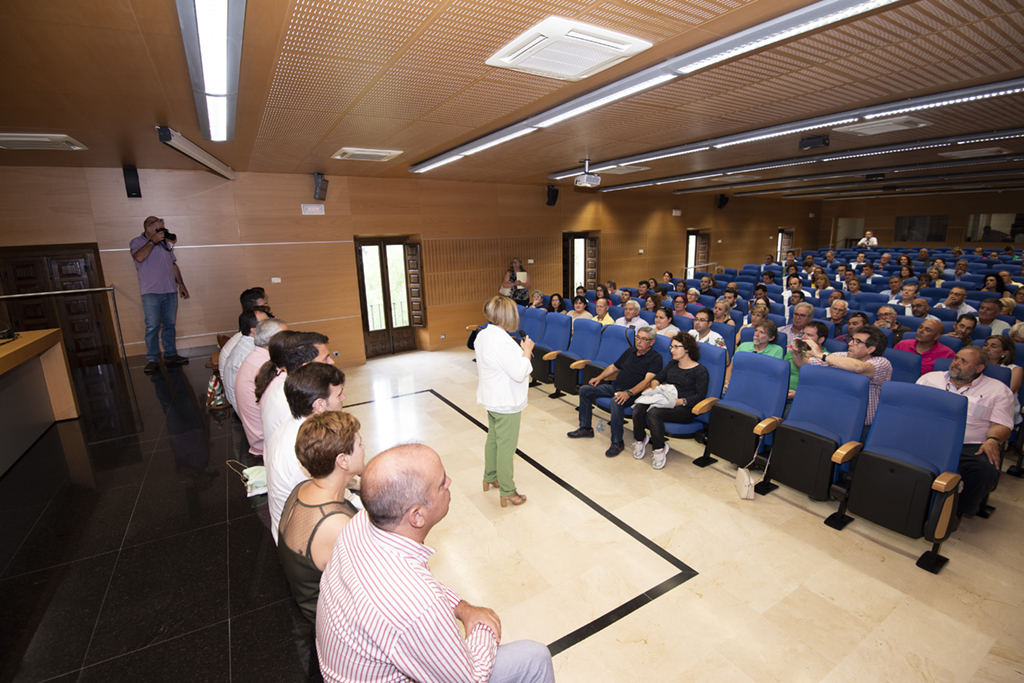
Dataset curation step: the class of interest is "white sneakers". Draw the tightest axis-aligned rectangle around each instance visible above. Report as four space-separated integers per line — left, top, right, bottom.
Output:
652 445 669 470
632 434 650 459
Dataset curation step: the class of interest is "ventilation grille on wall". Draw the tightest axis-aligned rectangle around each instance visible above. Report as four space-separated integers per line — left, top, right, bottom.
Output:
938 147 1012 159
331 147 403 162
0 134 89 150
486 17 652 82
832 116 931 137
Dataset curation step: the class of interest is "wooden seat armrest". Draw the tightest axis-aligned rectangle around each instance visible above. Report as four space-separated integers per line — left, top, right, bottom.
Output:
754 417 780 436
465 325 479 330
542 350 561 361
831 441 862 464
692 397 719 416
933 472 961 493
569 359 591 370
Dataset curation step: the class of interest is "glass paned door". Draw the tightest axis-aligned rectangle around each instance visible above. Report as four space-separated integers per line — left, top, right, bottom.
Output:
355 239 417 358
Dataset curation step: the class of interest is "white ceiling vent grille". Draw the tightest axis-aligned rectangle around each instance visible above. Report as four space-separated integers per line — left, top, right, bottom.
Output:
938 147 1012 159
0 134 88 150
331 147 403 162
601 165 650 175
486 18 652 82
832 116 931 137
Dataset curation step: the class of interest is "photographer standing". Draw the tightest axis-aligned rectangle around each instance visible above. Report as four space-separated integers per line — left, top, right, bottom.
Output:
131 216 190 374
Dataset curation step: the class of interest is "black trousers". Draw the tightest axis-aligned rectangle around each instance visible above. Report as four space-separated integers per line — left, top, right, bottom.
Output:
632 403 695 449
958 443 1000 517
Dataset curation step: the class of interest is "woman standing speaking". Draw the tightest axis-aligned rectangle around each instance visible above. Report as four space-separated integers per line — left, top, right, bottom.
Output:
476 296 534 507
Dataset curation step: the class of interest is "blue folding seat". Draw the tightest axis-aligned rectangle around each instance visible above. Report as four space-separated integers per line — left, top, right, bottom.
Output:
932 357 1011 385
738 326 786 349
766 313 785 328
936 335 962 352
686 278 701 290
609 305 624 320
520 307 547 344
691 353 790 468
735 274 759 284
722 268 738 279
529 312 571 386
662 345 728 444
709 322 735 360
825 383 967 573
941 280 973 290
971 324 992 342
883 347 922 383
931 308 957 321
585 290 596 302
920 287 945 301
547 318 604 397
757 365 869 500
638 310 655 324
572 325 635 386
609 292 621 305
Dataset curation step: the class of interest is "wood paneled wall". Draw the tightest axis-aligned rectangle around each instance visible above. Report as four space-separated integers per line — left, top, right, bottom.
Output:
0 166 824 362
818 191 1024 249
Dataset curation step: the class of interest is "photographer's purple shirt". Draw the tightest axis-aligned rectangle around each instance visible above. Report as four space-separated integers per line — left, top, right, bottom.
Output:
130 234 177 294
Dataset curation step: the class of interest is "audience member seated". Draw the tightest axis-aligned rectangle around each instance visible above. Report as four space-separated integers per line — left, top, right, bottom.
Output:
936 286 977 316
266 362 347 544
836 312 870 343
546 293 566 313
278 410 362 622
982 336 1023 397
977 298 1010 335
827 299 849 336
686 288 701 304
780 302 813 339
782 320 829 416
762 270 776 285
631 333 709 470
916 347 1012 518
783 275 802 306
812 274 833 294
712 300 735 327
894 320 955 375
645 293 663 313
911 298 940 322
222 306 271 408
861 263 883 285
257 331 334 450
653 307 680 337
566 326 662 457
615 300 645 330
593 297 614 326
889 281 919 314
952 259 969 279
833 264 848 285
980 274 1007 296
801 326 892 440
846 276 862 295
944 313 978 346
595 284 609 300
1009 320 1024 343
689 308 726 351
605 280 618 295
529 290 545 308
737 303 769 343
220 287 268 362
878 252 892 267
885 275 902 300
827 290 846 307
673 296 695 320
568 295 594 322
726 319 783 390
618 289 632 307
637 281 651 300
235 318 289 457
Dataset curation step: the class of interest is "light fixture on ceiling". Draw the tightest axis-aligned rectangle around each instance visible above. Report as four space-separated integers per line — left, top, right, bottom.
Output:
157 126 236 179
862 83 1024 120
533 73 677 128
713 120 856 148
331 147 404 162
174 0 246 142
0 133 88 151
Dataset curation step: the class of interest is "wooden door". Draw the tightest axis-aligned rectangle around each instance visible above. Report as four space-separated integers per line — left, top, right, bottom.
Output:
778 229 794 260
50 254 111 367
355 239 417 359
695 233 710 268
0 256 61 332
585 237 599 291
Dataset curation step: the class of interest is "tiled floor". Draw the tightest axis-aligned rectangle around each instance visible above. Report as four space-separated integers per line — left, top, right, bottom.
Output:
2 347 1023 682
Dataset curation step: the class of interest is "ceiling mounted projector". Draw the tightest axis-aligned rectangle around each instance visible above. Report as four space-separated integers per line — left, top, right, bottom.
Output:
574 158 601 187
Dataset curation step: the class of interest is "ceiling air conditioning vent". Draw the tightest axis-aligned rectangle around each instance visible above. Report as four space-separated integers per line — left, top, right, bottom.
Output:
331 147 402 162
601 165 650 175
0 133 89 151
938 147 1012 160
486 17 652 82
832 116 931 137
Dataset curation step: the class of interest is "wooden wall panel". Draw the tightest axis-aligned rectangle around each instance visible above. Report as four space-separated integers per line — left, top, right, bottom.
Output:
0 167 96 246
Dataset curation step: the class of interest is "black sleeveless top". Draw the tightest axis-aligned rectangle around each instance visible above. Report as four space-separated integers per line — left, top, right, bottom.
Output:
277 481 358 623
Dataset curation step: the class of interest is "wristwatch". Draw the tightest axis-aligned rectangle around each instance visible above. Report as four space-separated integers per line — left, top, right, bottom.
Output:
626 390 633 397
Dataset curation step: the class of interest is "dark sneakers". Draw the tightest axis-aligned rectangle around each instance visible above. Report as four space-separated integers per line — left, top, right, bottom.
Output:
605 442 625 457
566 427 595 438
164 354 190 367
143 361 160 375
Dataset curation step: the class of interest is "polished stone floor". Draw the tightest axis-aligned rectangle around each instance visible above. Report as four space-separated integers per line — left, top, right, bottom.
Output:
2 346 1023 682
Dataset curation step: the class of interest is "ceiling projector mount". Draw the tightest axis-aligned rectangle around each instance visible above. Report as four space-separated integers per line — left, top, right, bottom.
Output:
575 158 601 188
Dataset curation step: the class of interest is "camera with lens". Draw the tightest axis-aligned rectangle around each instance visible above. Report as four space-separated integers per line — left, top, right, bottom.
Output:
792 339 809 353
157 227 177 242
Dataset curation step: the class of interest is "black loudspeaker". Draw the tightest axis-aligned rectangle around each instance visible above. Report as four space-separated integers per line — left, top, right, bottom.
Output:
313 172 329 201
123 166 142 198
717 194 730 209
546 185 559 206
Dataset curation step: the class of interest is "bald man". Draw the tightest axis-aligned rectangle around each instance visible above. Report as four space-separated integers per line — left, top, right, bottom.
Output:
894 319 954 375
317 444 554 683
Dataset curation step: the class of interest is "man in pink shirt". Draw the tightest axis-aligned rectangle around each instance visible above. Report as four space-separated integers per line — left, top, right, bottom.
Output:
917 346 1013 517
235 318 288 456
317 444 554 683
894 319 955 375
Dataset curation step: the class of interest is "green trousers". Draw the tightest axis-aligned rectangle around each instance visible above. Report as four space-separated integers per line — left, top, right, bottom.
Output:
484 410 522 496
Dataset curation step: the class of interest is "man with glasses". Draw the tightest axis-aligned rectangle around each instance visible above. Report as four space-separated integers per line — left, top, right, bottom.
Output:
130 216 190 374
874 305 912 344
689 308 727 351
567 327 663 457
799 326 892 440
780 302 814 339
936 286 978 317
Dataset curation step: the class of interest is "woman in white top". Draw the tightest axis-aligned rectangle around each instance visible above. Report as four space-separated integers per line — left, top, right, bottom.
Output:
499 257 530 299
983 335 1022 425
476 296 535 507
653 307 680 337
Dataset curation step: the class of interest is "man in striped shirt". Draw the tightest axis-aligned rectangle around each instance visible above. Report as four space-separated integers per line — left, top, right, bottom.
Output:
317 444 554 683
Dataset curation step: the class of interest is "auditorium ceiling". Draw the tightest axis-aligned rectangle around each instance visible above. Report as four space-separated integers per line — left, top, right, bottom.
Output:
1 0 1023 198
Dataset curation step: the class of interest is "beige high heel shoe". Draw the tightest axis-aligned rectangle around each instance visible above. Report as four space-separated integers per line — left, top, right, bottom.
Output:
500 491 527 508
483 480 499 492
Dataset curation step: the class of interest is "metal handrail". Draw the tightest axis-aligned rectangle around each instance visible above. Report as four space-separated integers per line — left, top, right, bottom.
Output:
0 286 115 300
685 262 719 277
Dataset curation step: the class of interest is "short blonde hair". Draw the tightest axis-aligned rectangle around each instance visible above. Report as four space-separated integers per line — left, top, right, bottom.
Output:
484 295 520 332
1000 296 1016 314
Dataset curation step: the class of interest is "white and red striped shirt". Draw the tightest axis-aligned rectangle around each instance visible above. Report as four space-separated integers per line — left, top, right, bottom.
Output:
316 511 498 683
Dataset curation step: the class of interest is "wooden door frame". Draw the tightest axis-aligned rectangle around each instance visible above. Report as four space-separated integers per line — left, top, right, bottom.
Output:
354 237 417 359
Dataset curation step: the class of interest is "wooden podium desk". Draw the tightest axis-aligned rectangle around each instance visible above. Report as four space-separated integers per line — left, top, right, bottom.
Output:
0 329 80 477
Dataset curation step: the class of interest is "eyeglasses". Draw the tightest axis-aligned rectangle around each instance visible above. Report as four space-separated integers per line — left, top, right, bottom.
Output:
670 343 685 349
636 335 653 343
848 338 866 346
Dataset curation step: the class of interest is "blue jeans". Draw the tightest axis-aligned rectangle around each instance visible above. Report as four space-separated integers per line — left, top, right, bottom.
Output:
142 292 178 361
578 383 635 446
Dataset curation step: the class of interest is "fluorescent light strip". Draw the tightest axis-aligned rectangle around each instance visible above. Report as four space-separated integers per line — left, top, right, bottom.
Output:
631 147 709 164
196 0 229 95
656 173 722 185
535 74 677 128
414 155 465 173
824 143 953 161
462 127 538 155
206 95 228 141
956 133 1024 145
727 160 817 174
863 87 1024 119
675 0 899 74
713 119 858 148
602 183 654 192
552 170 585 180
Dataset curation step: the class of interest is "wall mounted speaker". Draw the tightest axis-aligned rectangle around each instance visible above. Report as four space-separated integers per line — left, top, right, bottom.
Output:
717 194 730 209
123 166 141 198
546 185 559 206
313 172 328 201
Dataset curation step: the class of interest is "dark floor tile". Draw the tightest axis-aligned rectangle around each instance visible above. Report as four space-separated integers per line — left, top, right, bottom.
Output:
228 515 291 616
0 504 49 577
230 599 319 683
3 482 139 577
84 525 227 664
122 458 225 547
78 622 229 683
0 553 117 683
85 440 151 491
